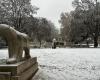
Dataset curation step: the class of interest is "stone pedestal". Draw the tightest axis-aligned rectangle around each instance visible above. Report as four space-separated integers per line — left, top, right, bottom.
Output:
0 57 38 80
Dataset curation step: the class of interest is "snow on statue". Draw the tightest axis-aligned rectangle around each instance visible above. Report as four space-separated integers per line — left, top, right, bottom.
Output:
0 24 31 64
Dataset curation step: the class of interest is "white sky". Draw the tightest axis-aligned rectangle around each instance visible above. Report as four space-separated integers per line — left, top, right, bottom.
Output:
31 0 74 29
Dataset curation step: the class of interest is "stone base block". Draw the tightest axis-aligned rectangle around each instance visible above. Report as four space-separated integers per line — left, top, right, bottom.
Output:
0 57 38 80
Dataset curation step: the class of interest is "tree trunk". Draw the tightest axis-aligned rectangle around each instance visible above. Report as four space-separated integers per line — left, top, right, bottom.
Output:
39 41 42 48
94 36 98 48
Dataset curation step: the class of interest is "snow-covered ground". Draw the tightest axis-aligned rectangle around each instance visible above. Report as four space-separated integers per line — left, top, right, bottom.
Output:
0 48 100 80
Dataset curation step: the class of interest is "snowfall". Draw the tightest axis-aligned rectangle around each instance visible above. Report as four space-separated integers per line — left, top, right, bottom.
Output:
0 48 100 80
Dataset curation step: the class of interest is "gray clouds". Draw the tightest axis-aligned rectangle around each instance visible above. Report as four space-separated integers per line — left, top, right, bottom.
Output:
31 0 74 28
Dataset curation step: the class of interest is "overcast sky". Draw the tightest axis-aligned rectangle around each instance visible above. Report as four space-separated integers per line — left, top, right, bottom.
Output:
31 0 74 29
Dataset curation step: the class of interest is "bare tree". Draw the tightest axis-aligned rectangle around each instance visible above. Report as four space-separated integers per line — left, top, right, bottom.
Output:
59 0 100 47
0 0 38 31
72 0 100 47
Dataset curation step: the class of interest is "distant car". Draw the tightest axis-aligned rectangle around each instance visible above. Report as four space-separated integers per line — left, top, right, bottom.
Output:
52 41 65 49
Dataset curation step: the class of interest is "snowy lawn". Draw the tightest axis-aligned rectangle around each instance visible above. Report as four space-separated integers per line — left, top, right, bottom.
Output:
0 48 100 80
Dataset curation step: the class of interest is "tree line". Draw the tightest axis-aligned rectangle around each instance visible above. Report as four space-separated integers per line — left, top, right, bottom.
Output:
59 0 100 47
0 0 58 47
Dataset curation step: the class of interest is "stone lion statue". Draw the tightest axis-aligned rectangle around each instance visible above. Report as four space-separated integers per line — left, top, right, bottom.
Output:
0 24 31 64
